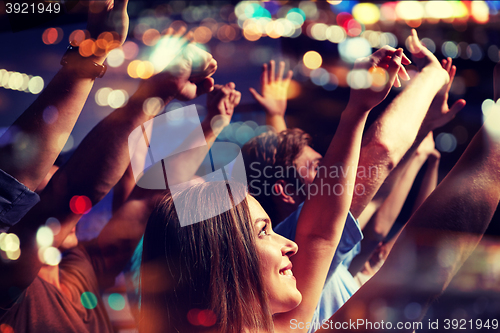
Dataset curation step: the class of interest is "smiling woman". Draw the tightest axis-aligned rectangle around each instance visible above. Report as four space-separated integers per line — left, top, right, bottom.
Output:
140 181 275 333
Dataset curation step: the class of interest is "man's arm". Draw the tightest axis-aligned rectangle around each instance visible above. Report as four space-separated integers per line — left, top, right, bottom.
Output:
349 133 437 275
0 0 129 192
111 82 241 212
323 107 500 333
350 31 463 220
274 47 407 332
0 41 217 307
249 60 292 132
98 83 241 277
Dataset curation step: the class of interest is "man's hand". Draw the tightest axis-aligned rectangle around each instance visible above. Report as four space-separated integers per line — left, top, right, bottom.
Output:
347 46 411 112
420 57 466 134
407 29 447 75
140 29 216 102
87 0 129 60
416 132 437 157
206 82 241 131
249 60 293 118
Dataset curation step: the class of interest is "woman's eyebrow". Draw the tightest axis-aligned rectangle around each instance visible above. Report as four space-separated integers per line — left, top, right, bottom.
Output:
254 217 270 224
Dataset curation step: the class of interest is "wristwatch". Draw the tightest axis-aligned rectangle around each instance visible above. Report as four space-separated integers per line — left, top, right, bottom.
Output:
60 45 107 79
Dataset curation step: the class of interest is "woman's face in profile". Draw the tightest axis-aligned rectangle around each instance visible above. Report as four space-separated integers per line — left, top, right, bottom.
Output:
246 195 302 314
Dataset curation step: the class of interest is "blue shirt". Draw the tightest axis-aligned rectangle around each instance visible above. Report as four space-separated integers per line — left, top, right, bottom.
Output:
0 168 40 232
274 203 363 332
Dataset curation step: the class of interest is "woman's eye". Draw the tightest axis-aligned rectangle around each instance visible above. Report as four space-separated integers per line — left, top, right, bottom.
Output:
259 226 268 237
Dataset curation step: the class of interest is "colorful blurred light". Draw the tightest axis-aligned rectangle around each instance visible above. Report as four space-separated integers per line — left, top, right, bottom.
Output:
303 51 322 70
471 1 489 24
395 1 424 20
326 25 346 44
42 27 63 45
339 37 371 63
69 195 92 215
353 3 380 25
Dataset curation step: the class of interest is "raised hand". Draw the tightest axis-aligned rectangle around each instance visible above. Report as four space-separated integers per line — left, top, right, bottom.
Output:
87 0 129 56
421 57 466 133
416 132 437 157
206 82 241 131
407 29 446 74
249 60 293 118
140 29 217 102
347 46 411 112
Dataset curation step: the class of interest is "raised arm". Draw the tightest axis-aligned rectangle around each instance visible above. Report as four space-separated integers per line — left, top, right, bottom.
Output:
274 47 407 331
349 132 437 275
323 109 500 333
111 82 240 212
0 0 129 192
0 40 216 307
97 83 241 277
350 30 464 220
249 60 293 132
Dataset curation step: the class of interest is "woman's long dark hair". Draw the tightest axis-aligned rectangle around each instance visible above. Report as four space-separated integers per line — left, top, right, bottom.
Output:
140 181 274 333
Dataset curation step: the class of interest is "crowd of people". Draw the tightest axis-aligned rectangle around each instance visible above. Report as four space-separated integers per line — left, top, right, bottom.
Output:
1 1 500 332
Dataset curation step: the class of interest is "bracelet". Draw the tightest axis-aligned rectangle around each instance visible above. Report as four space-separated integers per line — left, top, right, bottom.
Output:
60 45 107 79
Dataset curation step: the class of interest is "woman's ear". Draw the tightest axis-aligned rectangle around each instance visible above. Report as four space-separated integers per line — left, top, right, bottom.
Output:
273 180 296 205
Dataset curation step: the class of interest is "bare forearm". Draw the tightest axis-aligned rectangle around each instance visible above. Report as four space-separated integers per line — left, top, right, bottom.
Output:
350 152 427 274
277 107 369 329
266 115 287 133
412 156 439 213
323 125 500 333
0 65 101 191
351 68 447 219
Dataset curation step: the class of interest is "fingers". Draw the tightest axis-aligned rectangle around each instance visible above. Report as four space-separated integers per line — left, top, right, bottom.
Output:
196 77 214 96
386 48 404 88
283 69 293 86
249 87 265 104
269 60 276 83
261 63 268 87
277 61 285 83
448 99 466 119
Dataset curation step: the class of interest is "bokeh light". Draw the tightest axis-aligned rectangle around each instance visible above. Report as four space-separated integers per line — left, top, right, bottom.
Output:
326 25 346 44
108 89 129 108
347 69 372 90
193 26 212 44
395 1 424 21
442 41 459 58
303 51 322 70
69 195 92 215
69 29 87 47
95 87 113 106
42 27 63 45
46 217 61 236
142 29 161 46
122 41 139 60
36 226 54 248
28 76 44 94
436 133 457 153
143 97 164 116
107 48 125 68
339 37 372 63
353 3 380 25
107 293 126 311
81 291 98 309
38 246 61 266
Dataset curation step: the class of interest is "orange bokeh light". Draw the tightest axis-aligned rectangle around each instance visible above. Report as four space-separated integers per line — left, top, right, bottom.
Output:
193 26 212 44
42 28 63 45
79 39 96 57
69 30 88 47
